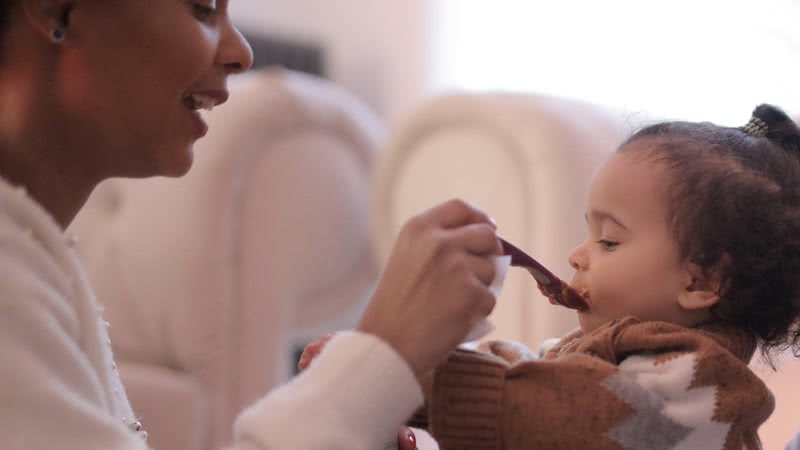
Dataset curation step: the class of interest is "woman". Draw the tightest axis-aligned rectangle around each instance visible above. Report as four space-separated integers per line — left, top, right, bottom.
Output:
0 1 501 449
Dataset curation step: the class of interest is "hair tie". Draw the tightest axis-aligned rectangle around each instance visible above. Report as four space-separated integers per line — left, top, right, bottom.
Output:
741 116 769 138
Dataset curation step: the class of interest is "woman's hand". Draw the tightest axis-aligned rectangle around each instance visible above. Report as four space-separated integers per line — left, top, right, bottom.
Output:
297 334 419 450
297 333 334 372
396 427 417 450
358 199 503 380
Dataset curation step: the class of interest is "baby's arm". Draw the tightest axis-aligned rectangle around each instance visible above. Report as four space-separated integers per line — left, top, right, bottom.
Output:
423 322 771 450
424 348 662 450
407 339 535 431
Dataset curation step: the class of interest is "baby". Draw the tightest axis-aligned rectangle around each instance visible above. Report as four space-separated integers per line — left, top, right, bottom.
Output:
406 104 800 450
304 104 800 450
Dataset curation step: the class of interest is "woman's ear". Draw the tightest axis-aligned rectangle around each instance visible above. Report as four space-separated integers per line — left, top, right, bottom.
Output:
677 262 722 311
19 0 73 42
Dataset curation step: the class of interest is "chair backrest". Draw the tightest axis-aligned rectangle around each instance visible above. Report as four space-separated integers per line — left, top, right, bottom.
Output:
750 354 800 450
69 68 383 450
371 93 627 347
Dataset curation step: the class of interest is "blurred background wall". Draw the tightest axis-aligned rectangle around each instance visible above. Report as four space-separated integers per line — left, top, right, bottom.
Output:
230 0 435 122
230 0 800 125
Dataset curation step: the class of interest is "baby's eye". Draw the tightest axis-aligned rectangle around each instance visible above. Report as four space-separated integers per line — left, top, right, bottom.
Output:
597 239 619 250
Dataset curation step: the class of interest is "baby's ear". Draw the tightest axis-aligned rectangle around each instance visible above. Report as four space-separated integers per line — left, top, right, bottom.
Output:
677 262 724 311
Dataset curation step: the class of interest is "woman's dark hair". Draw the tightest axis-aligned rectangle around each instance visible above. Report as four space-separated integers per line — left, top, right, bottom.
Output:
0 1 14 39
621 104 800 364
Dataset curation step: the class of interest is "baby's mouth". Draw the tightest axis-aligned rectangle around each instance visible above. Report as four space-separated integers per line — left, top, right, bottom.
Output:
498 237 590 310
561 285 590 311
572 287 591 310
537 280 589 310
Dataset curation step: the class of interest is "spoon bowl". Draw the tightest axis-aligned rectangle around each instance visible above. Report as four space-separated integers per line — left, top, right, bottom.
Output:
499 237 588 310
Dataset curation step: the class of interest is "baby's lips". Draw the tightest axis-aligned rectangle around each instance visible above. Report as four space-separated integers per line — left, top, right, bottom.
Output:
535 278 584 309
498 237 589 310
562 284 590 310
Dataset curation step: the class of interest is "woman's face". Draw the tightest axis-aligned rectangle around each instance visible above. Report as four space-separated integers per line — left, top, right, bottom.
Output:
54 0 253 178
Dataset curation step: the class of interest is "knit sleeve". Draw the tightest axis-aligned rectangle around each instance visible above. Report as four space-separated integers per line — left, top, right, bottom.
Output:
427 347 626 450
786 431 800 450
0 233 148 450
426 324 774 450
231 330 424 450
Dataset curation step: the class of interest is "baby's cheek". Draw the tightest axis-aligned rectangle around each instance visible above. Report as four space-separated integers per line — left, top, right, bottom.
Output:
588 286 630 319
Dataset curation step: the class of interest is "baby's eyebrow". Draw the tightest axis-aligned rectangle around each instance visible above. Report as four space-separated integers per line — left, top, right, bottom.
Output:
585 210 629 231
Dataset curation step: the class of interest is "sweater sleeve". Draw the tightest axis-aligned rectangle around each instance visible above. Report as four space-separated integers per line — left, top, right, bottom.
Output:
425 324 773 450
427 347 628 450
231 330 424 450
2 225 425 450
786 431 800 450
0 235 148 450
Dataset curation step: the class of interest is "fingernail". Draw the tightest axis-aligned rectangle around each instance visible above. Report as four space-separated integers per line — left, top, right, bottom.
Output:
489 216 497 228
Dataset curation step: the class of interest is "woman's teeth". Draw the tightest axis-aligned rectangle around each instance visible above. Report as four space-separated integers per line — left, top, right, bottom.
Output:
185 94 215 111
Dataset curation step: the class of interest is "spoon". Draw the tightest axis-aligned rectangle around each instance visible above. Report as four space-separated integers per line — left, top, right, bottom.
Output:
499 237 588 310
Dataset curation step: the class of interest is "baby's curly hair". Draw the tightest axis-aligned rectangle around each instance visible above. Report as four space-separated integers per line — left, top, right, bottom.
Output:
621 104 800 364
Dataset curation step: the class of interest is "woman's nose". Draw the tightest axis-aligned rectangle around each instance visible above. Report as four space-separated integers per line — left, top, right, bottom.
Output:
568 243 588 271
218 21 254 75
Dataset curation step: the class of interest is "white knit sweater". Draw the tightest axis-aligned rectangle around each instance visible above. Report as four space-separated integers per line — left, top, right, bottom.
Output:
0 176 423 450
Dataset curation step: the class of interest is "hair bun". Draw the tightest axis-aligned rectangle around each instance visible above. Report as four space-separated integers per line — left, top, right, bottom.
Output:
752 104 800 152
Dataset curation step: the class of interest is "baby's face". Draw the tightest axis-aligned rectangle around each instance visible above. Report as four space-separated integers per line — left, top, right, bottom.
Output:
568 148 692 332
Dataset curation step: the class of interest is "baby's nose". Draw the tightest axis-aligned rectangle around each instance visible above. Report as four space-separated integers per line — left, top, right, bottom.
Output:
568 244 587 271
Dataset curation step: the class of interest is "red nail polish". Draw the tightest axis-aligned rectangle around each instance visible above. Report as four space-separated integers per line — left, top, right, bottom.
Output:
407 430 416 446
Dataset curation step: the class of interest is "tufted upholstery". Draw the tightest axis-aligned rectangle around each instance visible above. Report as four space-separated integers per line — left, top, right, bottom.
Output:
371 93 627 348
68 68 383 450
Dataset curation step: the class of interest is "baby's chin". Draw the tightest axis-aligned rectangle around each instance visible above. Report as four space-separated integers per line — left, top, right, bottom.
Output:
577 310 611 333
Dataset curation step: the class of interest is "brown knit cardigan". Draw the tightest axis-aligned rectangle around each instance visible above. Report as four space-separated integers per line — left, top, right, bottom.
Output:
410 317 774 450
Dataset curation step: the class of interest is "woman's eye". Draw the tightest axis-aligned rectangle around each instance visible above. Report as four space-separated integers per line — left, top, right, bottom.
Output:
597 239 619 250
192 3 216 21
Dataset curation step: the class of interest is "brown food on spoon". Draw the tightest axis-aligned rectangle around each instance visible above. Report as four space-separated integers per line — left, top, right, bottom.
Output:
500 237 589 311
563 285 590 311
537 283 589 310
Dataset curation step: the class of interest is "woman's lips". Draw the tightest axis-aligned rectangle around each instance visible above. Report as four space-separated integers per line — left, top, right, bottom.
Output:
184 107 209 138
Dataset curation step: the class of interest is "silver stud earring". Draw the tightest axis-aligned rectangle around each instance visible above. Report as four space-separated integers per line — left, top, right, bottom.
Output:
51 27 65 43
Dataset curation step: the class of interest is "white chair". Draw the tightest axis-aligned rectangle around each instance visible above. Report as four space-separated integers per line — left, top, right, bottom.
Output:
69 68 384 450
752 356 800 450
371 92 627 348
